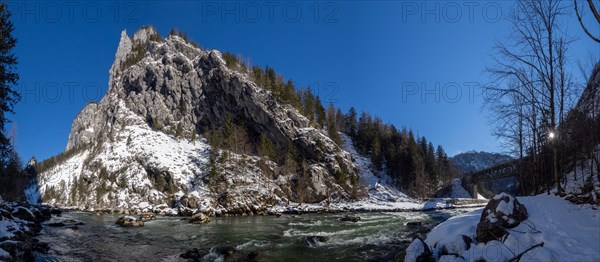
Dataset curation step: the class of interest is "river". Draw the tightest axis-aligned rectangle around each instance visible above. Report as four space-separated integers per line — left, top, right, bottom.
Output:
34 209 476 261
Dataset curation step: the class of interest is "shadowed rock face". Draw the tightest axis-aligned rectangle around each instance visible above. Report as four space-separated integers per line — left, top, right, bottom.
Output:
45 26 359 212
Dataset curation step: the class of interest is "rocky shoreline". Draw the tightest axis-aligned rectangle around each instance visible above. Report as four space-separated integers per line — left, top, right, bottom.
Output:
48 198 488 219
0 199 62 261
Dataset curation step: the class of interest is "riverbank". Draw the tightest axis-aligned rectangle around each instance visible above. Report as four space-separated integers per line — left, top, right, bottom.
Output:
0 197 63 261
41 197 488 218
406 194 600 261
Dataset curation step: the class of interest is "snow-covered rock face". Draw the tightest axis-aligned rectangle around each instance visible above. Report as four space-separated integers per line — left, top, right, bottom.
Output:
36 27 358 214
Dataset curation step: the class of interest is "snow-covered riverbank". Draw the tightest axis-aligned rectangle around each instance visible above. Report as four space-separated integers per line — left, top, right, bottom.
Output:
407 194 600 261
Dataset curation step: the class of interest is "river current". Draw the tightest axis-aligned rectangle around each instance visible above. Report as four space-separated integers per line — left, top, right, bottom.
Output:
35 209 476 261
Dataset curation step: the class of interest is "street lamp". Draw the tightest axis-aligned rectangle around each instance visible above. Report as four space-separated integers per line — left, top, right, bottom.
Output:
548 131 556 140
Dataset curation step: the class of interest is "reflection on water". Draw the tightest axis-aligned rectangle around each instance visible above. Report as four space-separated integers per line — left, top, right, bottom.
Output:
35 209 476 261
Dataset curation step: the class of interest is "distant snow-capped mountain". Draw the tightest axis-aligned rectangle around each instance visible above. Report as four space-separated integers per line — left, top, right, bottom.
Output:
450 151 513 174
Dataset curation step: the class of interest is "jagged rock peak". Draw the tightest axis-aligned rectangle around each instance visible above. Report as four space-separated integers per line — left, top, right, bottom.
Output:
109 29 133 77
132 26 158 43
50 26 359 213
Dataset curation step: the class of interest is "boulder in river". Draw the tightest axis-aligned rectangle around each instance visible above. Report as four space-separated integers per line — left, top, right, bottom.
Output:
180 248 202 260
476 192 528 243
406 221 422 227
215 246 236 258
189 212 210 224
115 216 144 227
305 235 328 246
138 212 156 221
339 215 361 222
247 250 264 261
50 208 62 216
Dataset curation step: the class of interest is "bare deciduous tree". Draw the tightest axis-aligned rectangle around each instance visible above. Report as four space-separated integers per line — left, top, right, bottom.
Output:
485 0 578 193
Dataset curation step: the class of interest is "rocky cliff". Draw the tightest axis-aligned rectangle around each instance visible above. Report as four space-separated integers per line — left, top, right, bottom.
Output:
576 61 600 117
29 27 360 215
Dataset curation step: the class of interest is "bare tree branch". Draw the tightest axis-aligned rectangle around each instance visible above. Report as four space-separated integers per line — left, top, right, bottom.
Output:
574 0 600 43
587 0 600 23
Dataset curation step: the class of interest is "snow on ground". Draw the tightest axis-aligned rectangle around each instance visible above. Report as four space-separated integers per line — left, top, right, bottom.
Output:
341 134 412 202
476 193 487 200
557 147 600 197
421 194 600 261
0 216 21 240
449 178 472 198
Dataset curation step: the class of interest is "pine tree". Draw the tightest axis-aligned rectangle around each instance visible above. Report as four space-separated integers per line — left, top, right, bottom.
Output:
346 107 358 137
5 149 21 175
326 103 342 146
302 89 316 122
208 149 218 178
425 142 438 194
371 135 382 170
335 108 345 134
175 122 184 138
315 96 326 128
0 2 20 162
258 133 276 160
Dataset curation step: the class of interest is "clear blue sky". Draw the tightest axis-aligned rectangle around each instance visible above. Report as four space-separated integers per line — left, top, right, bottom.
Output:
6 1 599 162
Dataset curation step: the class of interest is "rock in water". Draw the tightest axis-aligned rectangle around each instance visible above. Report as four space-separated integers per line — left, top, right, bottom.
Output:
138 212 156 221
215 246 236 258
406 221 422 227
476 192 528 243
189 212 210 224
305 236 328 246
339 215 361 222
180 248 202 260
115 216 144 227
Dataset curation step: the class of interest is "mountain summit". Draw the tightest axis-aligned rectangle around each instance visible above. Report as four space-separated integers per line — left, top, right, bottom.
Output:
29 27 362 215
